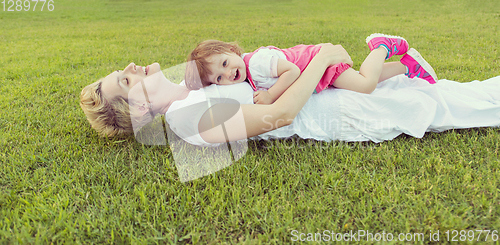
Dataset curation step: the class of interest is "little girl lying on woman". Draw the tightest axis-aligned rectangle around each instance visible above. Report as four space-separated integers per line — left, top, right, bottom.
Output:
185 33 437 104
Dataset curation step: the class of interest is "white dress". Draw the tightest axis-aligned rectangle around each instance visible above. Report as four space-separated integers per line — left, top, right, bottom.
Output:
167 75 500 146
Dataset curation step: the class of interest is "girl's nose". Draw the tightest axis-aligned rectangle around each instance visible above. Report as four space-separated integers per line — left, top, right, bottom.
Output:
225 69 233 79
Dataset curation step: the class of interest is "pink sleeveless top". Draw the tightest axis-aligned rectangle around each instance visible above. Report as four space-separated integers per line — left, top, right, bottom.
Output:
243 45 350 93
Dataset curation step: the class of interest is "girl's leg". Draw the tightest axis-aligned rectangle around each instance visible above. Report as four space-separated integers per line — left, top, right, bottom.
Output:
332 33 410 93
379 61 406 82
332 47 388 94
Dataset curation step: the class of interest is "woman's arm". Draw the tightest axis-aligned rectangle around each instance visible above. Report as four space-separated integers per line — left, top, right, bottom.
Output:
199 44 352 143
253 59 300 104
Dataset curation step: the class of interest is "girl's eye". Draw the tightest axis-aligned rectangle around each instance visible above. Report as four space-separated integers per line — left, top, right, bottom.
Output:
125 78 129 85
217 76 222 83
223 60 227 67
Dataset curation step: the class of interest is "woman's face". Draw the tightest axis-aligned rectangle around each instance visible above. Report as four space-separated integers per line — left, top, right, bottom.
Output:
100 62 161 101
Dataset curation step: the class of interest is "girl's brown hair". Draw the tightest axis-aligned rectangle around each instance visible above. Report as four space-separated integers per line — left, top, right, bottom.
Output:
185 40 243 90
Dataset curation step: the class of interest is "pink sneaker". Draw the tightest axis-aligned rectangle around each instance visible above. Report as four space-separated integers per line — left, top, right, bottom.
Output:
366 33 409 60
400 48 438 84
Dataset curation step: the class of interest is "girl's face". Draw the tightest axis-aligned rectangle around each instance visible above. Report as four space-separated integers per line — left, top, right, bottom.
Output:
100 62 161 100
207 52 247 85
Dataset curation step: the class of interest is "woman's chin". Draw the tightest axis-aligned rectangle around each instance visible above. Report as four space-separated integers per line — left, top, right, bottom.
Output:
147 63 161 76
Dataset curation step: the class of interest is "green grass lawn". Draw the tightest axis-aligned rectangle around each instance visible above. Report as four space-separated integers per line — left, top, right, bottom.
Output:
1 0 500 243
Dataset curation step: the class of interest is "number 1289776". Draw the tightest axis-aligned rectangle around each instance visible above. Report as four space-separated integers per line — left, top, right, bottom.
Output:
2 0 54 11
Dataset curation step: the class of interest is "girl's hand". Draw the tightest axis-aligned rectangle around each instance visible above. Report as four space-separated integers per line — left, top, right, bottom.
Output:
253 90 274 105
316 43 353 67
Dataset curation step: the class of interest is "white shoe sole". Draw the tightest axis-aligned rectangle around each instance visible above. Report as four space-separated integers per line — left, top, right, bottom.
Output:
406 48 438 83
365 33 407 44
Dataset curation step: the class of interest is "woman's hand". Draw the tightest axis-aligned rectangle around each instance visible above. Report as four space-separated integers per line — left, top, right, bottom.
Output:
316 43 353 67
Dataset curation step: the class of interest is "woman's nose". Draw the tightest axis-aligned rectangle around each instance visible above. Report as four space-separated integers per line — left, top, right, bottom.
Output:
124 63 137 73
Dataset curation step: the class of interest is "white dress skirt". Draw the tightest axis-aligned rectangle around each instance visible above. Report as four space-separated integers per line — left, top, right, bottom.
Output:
255 74 500 142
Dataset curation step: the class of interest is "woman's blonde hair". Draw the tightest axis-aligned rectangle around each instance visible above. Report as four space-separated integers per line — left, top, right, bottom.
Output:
185 40 243 90
79 80 134 137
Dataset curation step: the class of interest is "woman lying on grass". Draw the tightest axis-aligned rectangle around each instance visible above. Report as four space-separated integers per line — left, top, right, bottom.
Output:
80 43 500 146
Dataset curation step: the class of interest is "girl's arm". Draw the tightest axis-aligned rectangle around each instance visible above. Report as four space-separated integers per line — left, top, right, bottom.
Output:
199 44 352 143
253 59 300 104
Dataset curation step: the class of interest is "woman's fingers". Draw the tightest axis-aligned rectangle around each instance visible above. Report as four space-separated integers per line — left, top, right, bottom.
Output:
317 44 353 67
344 54 354 67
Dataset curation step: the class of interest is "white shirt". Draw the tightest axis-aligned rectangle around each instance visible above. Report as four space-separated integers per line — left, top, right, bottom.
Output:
243 48 286 89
